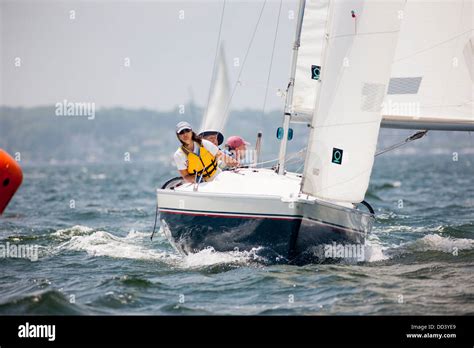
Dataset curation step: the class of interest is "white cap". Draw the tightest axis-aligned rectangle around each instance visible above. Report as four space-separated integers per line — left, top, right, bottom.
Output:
176 121 192 134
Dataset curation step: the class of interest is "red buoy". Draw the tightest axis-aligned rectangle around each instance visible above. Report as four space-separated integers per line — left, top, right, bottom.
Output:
0 149 23 214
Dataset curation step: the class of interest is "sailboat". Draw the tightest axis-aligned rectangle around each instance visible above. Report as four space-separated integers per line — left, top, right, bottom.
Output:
199 43 231 139
157 0 473 264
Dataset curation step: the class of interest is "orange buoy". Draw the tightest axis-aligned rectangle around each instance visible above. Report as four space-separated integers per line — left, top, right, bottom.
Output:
0 149 23 214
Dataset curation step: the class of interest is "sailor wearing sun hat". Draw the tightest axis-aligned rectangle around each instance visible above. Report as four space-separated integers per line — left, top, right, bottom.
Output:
198 129 225 147
173 122 238 183
175 121 193 135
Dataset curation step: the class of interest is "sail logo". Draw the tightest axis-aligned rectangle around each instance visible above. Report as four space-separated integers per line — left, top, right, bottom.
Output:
332 148 343 165
311 65 321 80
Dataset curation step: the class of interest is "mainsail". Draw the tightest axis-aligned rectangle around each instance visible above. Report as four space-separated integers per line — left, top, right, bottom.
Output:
381 0 474 131
200 43 231 134
301 0 405 203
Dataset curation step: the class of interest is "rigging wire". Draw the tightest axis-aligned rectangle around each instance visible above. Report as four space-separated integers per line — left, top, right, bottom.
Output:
222 0 268 118
261 0 283 119
294 130 429 194
248 128 428 177
375 130 428 157
244 147 306 169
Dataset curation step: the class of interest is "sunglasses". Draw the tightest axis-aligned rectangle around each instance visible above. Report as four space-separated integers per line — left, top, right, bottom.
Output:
178 129 191 135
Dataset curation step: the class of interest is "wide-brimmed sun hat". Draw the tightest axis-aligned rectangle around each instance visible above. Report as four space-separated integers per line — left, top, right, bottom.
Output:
199 130 224 146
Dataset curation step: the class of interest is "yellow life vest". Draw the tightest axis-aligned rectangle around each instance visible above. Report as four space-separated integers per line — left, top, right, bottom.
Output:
180 144 218 181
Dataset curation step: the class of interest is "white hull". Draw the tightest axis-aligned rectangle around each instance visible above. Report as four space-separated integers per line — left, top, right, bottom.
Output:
157 169 374 264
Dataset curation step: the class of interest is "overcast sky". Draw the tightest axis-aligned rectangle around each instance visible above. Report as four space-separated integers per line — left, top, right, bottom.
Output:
1 0 299 112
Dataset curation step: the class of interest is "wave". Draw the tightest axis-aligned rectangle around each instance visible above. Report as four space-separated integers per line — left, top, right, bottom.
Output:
116 275 153 288
0 290 86 315
178 247 264 269
51 225 95 240
374 220 473 241
363 232 474 263
375 224 444 234
405 234 474 253
437 223 474 236
371 234 474 263
50 224 474 267
53 226 263 269
364 235 390 262
371 181 402 190
57 230 175 262
375 211 411 222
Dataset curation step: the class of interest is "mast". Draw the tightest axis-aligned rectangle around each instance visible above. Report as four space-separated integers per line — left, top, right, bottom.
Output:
276 0 306 175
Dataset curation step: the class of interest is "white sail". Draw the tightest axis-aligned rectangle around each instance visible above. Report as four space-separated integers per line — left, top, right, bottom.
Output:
381 0 474 131
302 0 405 203
291 0 330 122
200 44 231 134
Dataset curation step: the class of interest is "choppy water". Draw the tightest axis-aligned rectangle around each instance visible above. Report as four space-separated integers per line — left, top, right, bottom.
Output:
0 154 473 315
